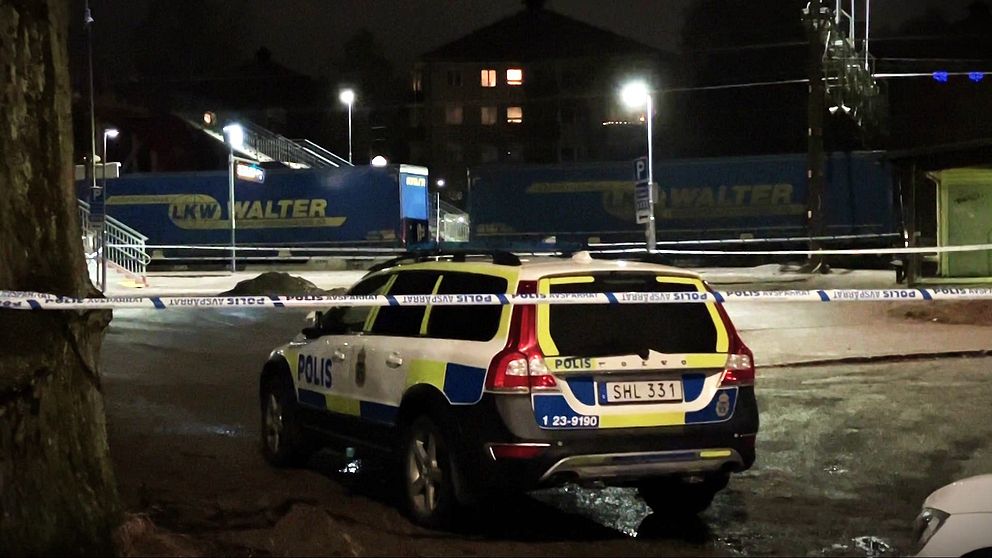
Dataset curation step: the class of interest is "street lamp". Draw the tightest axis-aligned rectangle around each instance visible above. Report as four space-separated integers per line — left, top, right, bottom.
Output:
223 123 244 273
99 128 119 292
620 80 656 252
370 155 388 167
339 89 355 164
433 179 446 243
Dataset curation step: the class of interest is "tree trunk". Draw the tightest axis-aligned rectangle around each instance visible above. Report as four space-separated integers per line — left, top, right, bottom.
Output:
0 1 120 555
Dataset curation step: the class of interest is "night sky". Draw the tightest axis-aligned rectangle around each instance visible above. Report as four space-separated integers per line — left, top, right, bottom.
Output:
83 0 981 78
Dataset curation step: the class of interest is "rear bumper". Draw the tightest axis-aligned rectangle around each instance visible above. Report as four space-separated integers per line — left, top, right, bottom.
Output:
446 386 758 499
538 447 746 482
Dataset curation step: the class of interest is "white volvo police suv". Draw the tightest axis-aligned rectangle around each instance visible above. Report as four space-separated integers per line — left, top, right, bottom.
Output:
259 251 759 527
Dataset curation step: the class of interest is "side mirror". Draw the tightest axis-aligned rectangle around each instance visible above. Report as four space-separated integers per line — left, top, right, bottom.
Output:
305 310 324 329
302 310 325 339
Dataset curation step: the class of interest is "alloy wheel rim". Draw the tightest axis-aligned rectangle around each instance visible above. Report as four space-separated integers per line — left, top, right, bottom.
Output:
407 428 442 514
265 393 283 453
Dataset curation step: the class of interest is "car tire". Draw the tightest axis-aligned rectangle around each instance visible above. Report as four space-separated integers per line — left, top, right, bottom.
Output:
400 416 458 529
637 473 729 516
260 373 312 467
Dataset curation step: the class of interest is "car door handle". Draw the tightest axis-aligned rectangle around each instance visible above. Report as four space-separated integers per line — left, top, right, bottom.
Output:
386 353 404 368
332 349 347 362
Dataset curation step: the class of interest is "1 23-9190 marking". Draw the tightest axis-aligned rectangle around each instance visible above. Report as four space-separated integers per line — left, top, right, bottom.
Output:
541 415 599 428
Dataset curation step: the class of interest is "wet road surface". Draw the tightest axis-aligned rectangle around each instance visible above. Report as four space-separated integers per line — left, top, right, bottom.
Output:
102 308 992 555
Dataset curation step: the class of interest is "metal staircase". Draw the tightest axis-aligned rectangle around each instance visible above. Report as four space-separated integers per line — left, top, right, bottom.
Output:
78 199 151 287
430 197 470 242
178 111 352 169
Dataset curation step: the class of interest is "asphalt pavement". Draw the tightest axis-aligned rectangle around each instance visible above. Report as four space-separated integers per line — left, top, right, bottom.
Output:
101 301 992 556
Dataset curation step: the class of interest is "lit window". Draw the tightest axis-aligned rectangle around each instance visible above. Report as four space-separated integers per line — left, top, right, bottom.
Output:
447 69 462 87
506 68 523 86
445 104 463 125
412 71 423 92
481 69 497 87
506 106 523 124
480 106 497 125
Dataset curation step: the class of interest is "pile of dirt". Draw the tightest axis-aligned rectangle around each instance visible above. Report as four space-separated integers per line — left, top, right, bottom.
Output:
114 514 208 557
220 272 341 296
890 300 992 326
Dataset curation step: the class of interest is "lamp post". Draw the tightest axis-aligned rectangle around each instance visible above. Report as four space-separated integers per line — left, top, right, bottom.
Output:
339 89 355 164
223 124 245 273
621 81 656 252
434 179 445 244
100 128 119 292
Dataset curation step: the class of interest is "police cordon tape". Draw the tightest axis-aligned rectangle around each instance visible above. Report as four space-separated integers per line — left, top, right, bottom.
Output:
3 288 992 311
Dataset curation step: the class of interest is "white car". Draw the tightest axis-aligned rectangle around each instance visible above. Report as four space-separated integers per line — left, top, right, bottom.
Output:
915 474 992 557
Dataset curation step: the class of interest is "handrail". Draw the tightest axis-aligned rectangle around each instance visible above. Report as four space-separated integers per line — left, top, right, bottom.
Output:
77 199 150 281
292 138 353 167
430 198 470 242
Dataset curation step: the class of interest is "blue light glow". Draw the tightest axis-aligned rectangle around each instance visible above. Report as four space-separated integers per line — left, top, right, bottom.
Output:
933 71 949 83
969 72 985 82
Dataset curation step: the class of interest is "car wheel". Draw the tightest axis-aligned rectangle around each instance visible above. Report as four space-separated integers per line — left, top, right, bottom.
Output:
637 473 729 516
401 416 458 528
260 374 312 467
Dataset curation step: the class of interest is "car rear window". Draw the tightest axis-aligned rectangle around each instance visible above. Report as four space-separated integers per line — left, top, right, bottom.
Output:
427 272 507 342
543 272 719 357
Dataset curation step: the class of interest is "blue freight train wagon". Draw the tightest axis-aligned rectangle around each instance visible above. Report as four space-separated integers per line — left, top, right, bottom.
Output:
78 164 431 265
468 152 900 250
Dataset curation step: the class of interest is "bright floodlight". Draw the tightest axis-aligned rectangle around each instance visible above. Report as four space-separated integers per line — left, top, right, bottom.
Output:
436 178 446 188
223 123 245 151
104 128 119 139
370 155 388 167
339 89 355 106
621 81 650 108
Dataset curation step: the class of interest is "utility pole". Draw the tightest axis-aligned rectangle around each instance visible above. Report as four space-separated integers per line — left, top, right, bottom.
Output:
85 1 99 285
804 0 827 272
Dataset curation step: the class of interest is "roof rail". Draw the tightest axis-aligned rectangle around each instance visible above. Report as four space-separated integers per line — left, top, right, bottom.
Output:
366 249 522 274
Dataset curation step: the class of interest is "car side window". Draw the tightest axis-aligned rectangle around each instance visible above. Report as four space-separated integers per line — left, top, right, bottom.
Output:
368 270 441 337
332 273 391 333
427 272 507 341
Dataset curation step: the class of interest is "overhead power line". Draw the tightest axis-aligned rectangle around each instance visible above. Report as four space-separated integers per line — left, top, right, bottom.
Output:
662 70 990 94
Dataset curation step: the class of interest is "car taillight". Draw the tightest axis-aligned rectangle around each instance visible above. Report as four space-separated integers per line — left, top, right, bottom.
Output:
709 290 756 387
486 281 558 393
721 350 755 386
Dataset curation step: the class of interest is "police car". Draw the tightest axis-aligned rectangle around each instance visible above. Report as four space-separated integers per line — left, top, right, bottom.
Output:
259 251 759 527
